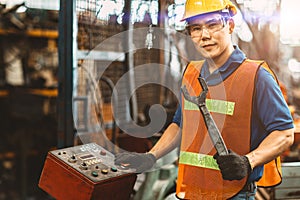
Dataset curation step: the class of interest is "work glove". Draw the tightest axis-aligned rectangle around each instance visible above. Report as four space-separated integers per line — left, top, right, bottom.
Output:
213 150 251 181
114 152 156 173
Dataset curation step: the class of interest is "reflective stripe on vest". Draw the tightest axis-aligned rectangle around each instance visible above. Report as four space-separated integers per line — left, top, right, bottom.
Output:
184 98 235 115
179 151 219 170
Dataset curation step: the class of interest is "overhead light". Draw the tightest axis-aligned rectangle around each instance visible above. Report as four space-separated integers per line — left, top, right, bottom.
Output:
288 58 300 73
16 5 27 13
233 8 253 42
280 0 300 45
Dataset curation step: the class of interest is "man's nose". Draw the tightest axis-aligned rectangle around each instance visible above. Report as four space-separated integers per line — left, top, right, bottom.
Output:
201 27 210 38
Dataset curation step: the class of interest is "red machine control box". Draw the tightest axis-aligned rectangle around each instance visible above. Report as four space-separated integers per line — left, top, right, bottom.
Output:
39 143 137 200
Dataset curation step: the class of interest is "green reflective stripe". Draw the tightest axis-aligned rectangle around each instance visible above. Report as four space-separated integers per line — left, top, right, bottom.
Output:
184 99 199 111
206 99 235 115
179 151 219 170
184 98 235 116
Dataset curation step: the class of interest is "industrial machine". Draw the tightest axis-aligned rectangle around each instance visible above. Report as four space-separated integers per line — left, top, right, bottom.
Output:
39 143 137 200
274 162 300 199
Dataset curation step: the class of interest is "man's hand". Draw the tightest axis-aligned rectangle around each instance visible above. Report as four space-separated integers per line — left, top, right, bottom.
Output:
114 152 156 173
213 150 251 181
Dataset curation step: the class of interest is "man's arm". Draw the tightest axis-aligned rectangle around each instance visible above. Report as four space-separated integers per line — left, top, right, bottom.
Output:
214 128 294 181
149 122 181 159
114 122 181 172
246 67 295 169
246 128 294 169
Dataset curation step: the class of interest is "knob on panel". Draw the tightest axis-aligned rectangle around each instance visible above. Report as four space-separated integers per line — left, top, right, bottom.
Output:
80 162 88 170
68 155 77 163
100 150 106 156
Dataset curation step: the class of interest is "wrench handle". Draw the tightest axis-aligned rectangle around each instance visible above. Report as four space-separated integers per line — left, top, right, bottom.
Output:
199 105 229 155
198 77 208 92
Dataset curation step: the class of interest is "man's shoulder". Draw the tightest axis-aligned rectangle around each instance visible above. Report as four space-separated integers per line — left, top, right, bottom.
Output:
243 59 265 66
189 60 205 67
183 60 205 74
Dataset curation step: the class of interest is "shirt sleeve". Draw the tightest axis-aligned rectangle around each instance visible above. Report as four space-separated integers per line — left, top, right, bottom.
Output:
249 67 294 183
172 92 182 128
172 102 182 127
254 67 294 133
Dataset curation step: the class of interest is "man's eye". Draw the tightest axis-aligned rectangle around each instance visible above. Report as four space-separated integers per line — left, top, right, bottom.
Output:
207 22 219 28
191 26 202 32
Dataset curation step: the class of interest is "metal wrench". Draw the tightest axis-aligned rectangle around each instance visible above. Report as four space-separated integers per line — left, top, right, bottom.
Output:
181 77 229 155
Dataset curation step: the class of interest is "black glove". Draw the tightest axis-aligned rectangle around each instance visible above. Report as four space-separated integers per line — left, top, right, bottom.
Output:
213 150 251 181
114 152 156 173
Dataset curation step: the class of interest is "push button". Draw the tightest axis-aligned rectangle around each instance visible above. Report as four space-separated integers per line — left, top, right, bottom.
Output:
101 169 108 174
100 150 106 156
111 167 118 172
91 171 98 177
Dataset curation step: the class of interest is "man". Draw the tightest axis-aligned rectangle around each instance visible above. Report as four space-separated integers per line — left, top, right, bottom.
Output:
115 0 294 199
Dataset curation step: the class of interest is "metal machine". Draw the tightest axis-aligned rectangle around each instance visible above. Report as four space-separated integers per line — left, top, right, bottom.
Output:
39 143 137 200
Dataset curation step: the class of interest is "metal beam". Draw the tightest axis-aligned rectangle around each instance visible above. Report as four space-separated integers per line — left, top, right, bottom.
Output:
57 0 75 148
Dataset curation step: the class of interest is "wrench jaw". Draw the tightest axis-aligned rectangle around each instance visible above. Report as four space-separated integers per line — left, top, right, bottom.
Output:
181 77 208 107
181 86 197 104
181 85 207 112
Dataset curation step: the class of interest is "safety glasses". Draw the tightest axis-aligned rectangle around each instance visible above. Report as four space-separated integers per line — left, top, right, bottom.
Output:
186 15 227 38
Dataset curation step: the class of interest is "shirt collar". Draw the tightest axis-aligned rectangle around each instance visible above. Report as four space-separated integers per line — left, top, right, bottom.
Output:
201 45 246 85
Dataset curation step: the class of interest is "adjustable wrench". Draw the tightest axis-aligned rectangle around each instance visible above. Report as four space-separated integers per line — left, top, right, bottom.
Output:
181 77 229 155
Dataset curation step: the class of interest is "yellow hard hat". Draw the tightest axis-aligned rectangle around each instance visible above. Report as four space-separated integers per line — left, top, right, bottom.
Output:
181 0 237 21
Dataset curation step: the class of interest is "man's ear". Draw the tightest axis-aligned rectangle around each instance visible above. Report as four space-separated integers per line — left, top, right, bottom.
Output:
228 18 235 34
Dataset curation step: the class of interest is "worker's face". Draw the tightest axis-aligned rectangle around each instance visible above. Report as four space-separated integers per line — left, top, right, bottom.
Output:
186 13 234 60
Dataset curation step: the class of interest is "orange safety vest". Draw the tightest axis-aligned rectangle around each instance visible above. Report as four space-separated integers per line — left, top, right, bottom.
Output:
176 59 282 200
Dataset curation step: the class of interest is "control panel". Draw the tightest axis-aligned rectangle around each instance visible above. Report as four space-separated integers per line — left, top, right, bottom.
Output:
39 143 137 200
50 143 134 182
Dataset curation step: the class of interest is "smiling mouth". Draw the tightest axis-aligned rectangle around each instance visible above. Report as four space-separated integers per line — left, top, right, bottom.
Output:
201 44 215 48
